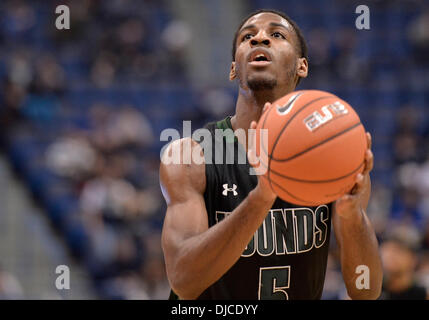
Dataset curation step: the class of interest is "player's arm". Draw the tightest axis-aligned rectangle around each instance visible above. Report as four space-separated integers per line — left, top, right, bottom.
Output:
160 137 276 300
332 132 383 300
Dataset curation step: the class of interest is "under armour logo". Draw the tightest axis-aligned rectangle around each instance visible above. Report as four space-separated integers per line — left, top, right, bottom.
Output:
222 184 238 196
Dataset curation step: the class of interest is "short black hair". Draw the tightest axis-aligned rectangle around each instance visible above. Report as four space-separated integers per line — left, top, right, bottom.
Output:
232 9 308 64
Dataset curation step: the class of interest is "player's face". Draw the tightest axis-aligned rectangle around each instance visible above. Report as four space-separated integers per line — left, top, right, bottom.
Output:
231 12 302 91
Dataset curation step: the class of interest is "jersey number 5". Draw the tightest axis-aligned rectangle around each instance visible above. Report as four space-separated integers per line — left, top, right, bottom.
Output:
258 266 291 300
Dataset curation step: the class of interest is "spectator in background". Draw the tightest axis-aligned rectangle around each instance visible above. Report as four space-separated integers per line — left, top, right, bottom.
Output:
29 54 66 96
45 130 97 182
139 231 170 299
90 51 117 88
0 79 27 144
3 0 36 40
390 184 425 231
422 224 429 252
380 225 428 299
306 28 335 87
407 8 429 66
89 104 154 153
0 267 24 300
0 266 24 299
139 253 170 299
0 51 32 141
160 19 190 79
392 105 423 166
331 27 370 85
79 153 140 223
321 252 344 300
390 105 426 231
366 183 392 236
19 54 66 125
416 155 429 221
105 105 154 150
416 251 429 292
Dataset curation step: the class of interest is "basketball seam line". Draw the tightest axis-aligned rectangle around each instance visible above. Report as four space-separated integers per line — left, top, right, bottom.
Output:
269 177 316 205
266 95 335 193
262 94 333 159
259 159 365 183
263 120 364 204
261 174 315 205
271 121 363 162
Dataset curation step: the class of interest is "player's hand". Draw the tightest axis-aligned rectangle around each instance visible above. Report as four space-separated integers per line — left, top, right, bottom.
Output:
248 102 277 202
334 132 373 218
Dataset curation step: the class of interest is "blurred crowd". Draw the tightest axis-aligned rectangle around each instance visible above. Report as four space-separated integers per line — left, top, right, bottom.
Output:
0 0 428 299
0 0 175 299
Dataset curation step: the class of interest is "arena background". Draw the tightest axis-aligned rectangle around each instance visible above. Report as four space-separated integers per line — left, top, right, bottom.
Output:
0 0 428 299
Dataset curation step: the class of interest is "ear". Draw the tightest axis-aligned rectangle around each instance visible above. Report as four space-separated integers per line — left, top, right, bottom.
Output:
229 62 236 81
296 57 308 80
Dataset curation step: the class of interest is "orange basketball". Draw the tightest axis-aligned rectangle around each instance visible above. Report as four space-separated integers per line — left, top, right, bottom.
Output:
255 90 367 206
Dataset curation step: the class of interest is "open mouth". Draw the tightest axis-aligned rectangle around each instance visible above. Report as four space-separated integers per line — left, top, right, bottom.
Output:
254 54 268 62
248 50 272 66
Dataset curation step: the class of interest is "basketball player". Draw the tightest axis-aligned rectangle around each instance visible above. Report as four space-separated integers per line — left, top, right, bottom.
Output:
160 9 383 299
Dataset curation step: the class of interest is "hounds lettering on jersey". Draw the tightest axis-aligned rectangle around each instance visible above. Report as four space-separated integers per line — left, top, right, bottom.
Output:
215 205 330 257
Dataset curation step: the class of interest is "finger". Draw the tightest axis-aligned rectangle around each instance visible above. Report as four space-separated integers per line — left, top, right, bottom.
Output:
263 102 271 113
338 194 352 202
247 124 257 165
247 146 258 166
248 123 256 150
362 149 374 175
350 173 365 195
250 120 257 130
366 132 372 149
247 150 257 166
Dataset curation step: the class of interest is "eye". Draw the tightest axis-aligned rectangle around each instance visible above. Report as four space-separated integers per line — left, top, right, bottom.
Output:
242 33 253 42
272 32 285 39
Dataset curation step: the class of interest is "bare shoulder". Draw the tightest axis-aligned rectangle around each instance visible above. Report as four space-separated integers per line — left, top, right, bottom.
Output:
159 137 206 204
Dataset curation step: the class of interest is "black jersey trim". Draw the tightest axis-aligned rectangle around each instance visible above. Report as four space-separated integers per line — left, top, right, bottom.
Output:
169 290 179 300
216 116 237 143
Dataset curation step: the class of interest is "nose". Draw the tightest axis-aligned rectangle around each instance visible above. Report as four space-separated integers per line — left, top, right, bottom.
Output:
250 30 270 47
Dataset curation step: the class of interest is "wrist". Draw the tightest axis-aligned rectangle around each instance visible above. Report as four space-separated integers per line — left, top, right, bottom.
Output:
251 180 277 204
336 205 365 226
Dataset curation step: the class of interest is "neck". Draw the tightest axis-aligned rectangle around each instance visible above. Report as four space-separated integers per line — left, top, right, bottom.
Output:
230 85 293 132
